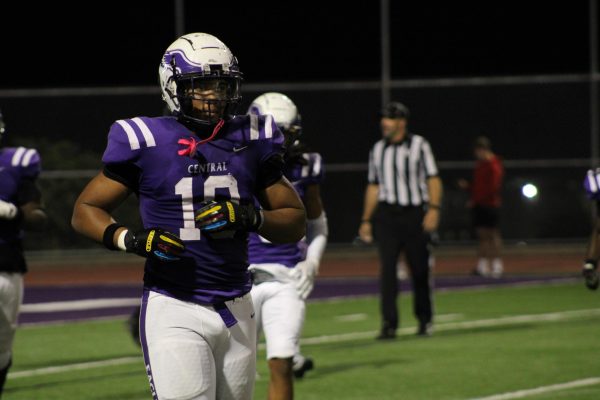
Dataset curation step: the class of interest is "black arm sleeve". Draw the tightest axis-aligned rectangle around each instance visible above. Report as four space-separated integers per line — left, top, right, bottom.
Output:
256 153 285 190
17 178 42 205
103 163 141 193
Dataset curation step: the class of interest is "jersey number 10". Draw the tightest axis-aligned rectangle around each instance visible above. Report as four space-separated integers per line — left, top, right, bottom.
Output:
175 175 240 240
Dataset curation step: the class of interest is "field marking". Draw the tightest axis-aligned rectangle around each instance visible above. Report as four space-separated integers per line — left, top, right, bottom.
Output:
434 313 464 322
334 313 368 322
20 298 140 313
9 308 600 380
468 377 600 399
307 277 578 304
16 277 576 318
261 308 600 348
8 356 141 379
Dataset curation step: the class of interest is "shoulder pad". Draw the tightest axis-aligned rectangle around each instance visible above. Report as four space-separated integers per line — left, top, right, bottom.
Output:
302 152 325 184
232 114 284 146
102 117 158 164
585 168 600 200
5 147 41 178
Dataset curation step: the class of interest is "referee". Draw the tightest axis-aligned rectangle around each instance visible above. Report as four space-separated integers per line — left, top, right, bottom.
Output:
358 102 442 339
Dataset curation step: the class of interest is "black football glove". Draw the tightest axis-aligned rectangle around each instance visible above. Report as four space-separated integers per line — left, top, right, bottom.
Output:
195 200 262 233
124 228 185 261
582 259 599 291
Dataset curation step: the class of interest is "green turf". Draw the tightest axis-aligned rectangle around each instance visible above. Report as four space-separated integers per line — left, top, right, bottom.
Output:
5 282 600 399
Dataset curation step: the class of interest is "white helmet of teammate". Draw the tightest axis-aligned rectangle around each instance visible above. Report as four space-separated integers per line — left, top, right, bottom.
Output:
0 108 5 141
248 92 302 133
159 33 242 125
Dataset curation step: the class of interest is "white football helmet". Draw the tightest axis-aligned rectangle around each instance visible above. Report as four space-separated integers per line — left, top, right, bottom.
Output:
248 92 303 154
0 108 5 141
159 33 242 126
248 92 301 131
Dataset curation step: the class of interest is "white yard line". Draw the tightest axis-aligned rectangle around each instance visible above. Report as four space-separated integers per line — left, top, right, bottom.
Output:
8 357 142 379
17 277 576 317
20 298 140 313
306 277 578 304
266 308 600 348
10 308 600 380
468 377 600 400
334 313 369 322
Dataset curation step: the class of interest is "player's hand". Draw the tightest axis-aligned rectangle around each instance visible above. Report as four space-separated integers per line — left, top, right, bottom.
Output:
582 259 599 291
124 228 185 262
292 259 319 300
0 199 20 220
195 200 262 233
358 221 373 244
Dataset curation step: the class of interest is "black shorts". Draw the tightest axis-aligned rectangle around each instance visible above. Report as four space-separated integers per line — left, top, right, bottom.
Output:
471 206 499 228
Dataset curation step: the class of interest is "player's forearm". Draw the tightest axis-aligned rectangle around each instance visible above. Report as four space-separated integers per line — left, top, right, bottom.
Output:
259 207 306 243
306 212 328 263
71 202 117 243
361 184 379 221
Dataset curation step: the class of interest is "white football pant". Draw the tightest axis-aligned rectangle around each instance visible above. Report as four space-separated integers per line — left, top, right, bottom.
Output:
250 264 305 360
0 272 23 369
140 290 256 400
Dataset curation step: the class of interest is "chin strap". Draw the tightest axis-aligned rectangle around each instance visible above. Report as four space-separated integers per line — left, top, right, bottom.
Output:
178 119 225 157
198 119 225 145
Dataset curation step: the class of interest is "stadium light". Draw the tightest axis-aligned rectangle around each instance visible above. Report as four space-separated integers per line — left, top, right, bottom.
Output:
521 183 538 199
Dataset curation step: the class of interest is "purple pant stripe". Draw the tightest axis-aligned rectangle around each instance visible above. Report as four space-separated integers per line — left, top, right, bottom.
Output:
140 289 158 400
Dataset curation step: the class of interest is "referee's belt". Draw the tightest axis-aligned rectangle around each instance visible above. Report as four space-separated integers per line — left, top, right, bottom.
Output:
251 270 276 285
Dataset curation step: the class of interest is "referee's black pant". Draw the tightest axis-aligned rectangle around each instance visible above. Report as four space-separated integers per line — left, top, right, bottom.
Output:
373 203 433 331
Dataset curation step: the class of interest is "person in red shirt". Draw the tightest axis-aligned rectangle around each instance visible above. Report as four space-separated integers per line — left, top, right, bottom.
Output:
459 136 504 278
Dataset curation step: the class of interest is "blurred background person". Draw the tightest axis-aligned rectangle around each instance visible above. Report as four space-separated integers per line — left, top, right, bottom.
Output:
458 136 504 278
358 101 442 339
248 92 328 398
582 168 600 290
0 109 47 396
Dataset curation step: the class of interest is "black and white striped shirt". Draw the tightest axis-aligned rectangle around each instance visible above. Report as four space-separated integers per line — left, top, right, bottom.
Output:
368 134 438 206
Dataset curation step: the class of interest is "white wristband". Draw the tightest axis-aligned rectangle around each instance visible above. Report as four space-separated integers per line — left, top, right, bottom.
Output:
117 229 128 251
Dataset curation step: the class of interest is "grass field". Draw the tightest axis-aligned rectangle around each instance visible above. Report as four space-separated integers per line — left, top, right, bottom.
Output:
5 281 600 399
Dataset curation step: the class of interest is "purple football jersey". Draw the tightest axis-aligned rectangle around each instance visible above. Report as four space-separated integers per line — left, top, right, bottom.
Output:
248 152 324 268
584 168 600 200
0 146 41 245
102 114 283 304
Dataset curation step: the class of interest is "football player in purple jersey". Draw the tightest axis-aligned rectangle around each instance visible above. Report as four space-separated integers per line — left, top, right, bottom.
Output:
72 33 305 400
0 109 47 396
582 169 600 290
247 93 328 399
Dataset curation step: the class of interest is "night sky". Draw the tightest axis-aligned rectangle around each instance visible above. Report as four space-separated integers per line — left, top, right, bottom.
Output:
0 2 592 88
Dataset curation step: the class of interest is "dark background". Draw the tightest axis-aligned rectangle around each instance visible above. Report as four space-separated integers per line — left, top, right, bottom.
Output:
0 2 595 247
0 2 590 86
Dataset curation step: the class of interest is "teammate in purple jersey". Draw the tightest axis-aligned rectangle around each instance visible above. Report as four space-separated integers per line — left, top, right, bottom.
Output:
72 33 305 400
0 109 47 396
582 168 600 290
247 93 328 399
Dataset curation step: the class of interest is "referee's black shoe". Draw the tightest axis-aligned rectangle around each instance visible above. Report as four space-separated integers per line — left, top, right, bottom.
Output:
417 322 433 337
376 327 397 340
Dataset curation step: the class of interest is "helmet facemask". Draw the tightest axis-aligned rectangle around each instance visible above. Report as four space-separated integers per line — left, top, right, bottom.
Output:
175 74 241 126
282 124 302 150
